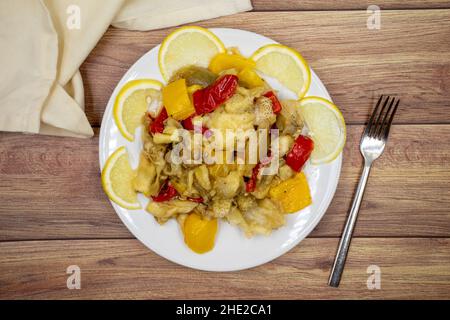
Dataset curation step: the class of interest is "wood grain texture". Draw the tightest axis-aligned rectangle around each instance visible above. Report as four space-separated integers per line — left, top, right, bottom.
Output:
1 238 449 299
1 125 449 240
252 0 450 11
81 10 450 126
1 6 450 300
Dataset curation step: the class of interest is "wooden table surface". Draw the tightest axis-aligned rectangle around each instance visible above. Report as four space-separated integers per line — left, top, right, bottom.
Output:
1 1 450 299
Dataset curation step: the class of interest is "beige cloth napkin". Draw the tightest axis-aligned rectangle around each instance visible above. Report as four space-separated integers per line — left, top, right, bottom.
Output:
0 0 252 138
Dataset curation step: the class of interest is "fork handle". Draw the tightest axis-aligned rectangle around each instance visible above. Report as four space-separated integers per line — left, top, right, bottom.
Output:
328 162 372 287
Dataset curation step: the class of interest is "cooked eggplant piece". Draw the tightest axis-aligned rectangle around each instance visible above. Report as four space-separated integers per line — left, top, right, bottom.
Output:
169 65 217 87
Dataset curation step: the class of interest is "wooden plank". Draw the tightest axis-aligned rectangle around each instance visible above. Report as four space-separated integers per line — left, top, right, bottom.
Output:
0 131 124 240
0 238 449 299
252 0 450 11
314 124 450 237
0 125 449 240
81 10 450 126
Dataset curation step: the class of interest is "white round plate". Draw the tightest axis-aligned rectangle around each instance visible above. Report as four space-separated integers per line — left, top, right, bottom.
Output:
99 28 342 271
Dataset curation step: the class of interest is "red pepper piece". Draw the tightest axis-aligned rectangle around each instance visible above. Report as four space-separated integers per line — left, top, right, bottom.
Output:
245 163 261 193
285 135 314 172
181 114 208 133
151 181 178 202
193 75 238 115
263 91 282 114
187 196 204 203
245 149 273 193
149 108 168 134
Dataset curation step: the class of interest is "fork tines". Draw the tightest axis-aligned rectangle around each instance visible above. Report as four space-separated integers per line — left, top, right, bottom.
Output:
365 95 400 140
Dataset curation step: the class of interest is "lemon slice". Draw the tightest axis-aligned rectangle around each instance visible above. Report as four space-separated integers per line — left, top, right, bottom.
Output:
101 147 141 210
298 96 346 164
158 26 225 81
114 79 163 141
251 44 311 98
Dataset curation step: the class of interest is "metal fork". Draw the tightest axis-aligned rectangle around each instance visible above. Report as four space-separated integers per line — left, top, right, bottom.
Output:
328 95 400 287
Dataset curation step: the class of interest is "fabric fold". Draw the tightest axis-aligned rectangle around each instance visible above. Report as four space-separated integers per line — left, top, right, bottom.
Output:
112 0 253 31
0 0 58 134
0 0 252 138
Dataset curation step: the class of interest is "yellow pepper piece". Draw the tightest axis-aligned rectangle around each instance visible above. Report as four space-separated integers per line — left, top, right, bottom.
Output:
184 212 218 254
209 53 255 75
269 172 312 213
162 79 195 120
238 67 264 88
